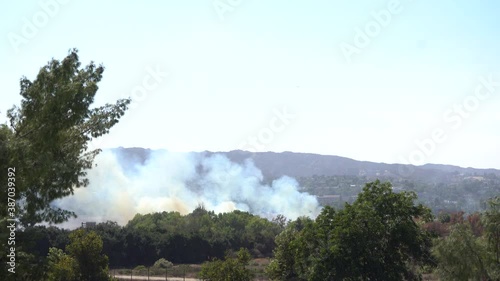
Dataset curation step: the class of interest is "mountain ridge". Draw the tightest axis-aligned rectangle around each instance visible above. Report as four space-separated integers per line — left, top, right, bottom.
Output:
110 147 500 184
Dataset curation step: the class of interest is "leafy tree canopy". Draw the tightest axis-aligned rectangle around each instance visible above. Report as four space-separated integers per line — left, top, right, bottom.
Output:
433 196 500 280
267 180 434 281
1 48 130 226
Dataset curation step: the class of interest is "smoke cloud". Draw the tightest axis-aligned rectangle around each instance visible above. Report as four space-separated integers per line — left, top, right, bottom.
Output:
53 149 321 226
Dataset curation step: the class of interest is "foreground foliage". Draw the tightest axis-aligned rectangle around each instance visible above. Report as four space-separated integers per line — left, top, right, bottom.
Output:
432 197 500 280
0 49 129 279
199 248 254 281
2 49 129 226
267 180 434 280
47 229 112 281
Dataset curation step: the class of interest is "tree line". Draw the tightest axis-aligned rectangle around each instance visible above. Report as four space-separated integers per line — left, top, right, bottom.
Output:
20 206 285 268
11 186 500 280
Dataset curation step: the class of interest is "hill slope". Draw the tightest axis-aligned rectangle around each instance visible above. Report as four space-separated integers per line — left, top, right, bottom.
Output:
111 147 500 183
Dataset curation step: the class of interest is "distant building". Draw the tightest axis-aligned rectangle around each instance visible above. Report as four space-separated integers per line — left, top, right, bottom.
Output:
82 222 96 229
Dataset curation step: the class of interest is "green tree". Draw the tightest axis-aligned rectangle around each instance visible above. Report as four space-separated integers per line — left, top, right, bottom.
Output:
1 49 129 280
199 248 254 281
267 180 433 281
3 48 129 226
483 196 499 266
94 221 126 267
432 224 491 280
338 180 433 280
153 258 173 269
66 229 112 281
46 247 77 281
433 197 500 280
265 217 313 280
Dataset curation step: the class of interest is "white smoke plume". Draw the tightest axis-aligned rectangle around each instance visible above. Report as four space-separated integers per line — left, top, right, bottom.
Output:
53 149 321 226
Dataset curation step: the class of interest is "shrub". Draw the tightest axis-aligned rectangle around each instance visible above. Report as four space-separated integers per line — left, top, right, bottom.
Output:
153 258 173 269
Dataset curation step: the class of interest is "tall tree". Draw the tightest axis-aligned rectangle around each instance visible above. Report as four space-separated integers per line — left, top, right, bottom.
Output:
267 180 434 281
3 48 129 226
66 229 111 281
46 247 77 281
432 224 491 281
199 248 254 281
432 197 500 280
483 196 500 266
266 216 315 280
45 230 112 281
0 49 129 279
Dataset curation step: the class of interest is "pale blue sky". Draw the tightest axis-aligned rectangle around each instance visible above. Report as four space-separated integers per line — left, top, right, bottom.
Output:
1 0 500 169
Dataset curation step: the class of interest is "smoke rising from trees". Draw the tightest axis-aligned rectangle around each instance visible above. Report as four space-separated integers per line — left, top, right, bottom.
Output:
53 150 321 226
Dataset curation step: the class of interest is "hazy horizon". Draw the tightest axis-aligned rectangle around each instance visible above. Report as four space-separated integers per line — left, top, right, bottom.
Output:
2 1 499 169
108 146 500 170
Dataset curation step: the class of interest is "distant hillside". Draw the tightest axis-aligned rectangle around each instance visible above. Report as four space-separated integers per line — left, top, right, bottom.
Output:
111 147 500 184
108 147 500 213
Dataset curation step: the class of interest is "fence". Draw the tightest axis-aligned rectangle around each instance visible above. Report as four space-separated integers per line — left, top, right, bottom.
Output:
111 266 204 281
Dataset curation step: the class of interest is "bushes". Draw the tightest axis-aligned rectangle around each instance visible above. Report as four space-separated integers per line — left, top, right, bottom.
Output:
266 180 434 281
199 248 254 281
153 258 173 269
46 229 112 281
432 197 500 280
133 258 174 275
133 265 147 275
149 258 173 275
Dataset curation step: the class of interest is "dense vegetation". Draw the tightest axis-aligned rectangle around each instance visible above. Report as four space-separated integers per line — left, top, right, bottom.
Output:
429 197 500 280
97 206 284 266
14 186 499 280
266 180 434 280
0 49 129 280
1 51 499 280
199 248 255 281
17 206 284 268
46 230 111 281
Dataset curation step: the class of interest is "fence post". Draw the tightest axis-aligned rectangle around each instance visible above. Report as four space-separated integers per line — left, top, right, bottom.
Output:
165 267 168 281
130 270 132 281
148 267 150 281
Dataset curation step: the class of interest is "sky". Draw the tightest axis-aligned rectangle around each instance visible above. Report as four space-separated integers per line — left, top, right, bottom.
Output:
1 0 500 169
